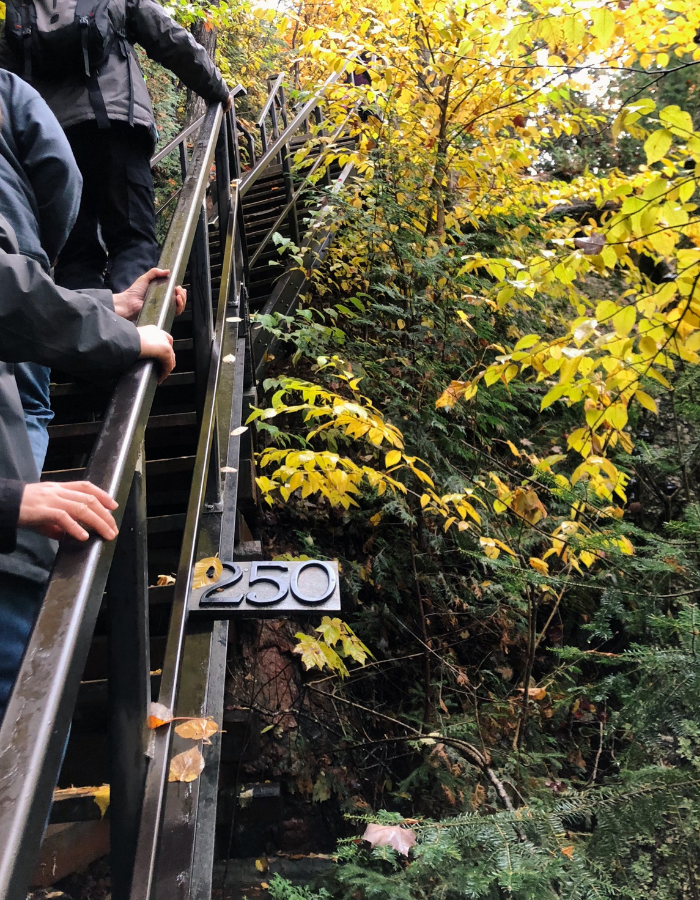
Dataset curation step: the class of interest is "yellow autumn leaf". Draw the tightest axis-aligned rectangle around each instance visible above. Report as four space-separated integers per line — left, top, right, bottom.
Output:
635 390 658 414
529 557 549 575
385 449 402 467
612 306 635 337
644 128 673 165
93 785 110 818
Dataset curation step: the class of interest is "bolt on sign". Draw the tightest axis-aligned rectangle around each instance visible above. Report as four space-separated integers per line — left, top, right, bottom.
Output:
188 560 341 618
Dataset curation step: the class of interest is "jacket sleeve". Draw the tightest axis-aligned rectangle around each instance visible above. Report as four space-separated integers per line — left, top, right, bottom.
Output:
0 479 24 554
0 248 142 378
14 90 82 266
129 0 229 104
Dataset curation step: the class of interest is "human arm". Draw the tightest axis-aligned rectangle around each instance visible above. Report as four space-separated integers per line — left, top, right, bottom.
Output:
0 218 176 381
128 0 230 104
0 478 119 551
0 239 142 377
18 481 119 542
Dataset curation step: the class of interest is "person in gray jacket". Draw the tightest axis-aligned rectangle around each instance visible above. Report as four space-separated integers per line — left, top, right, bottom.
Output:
1 0 230 293
0 68 184 473
0 211 177 720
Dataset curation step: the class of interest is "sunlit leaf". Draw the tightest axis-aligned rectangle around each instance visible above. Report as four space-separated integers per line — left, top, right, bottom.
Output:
192 557 223 590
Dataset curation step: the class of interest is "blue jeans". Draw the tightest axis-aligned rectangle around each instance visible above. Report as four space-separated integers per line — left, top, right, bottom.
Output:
0 572 45 724
15 362 53 475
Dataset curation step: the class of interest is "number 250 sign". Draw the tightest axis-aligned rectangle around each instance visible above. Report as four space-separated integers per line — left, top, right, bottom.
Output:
188 560 341 618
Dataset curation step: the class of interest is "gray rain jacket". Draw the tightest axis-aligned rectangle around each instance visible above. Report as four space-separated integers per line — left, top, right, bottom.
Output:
0 215 142 582
1 0 229 148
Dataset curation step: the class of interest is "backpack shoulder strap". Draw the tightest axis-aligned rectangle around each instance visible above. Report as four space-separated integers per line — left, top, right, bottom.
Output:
74 0 111 129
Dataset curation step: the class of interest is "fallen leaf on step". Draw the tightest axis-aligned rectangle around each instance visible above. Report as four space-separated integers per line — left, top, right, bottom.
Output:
168 747 205 783
220 466 237 473
174 717 219 743
226 316 242 323
156 574 176 586
93 785 110 818
148 702 173 729
230 426 248 437
192 556 223 589
255 857 268 873
362 823 417 856
223 354 236 363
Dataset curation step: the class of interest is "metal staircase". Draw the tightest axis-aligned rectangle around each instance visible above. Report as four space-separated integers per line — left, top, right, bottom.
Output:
0 70 355 900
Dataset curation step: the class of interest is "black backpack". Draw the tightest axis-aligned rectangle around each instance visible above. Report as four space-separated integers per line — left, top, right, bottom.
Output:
5 0 131 128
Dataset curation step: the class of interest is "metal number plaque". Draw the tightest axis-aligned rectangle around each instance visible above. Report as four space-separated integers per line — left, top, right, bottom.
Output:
188 560 341 618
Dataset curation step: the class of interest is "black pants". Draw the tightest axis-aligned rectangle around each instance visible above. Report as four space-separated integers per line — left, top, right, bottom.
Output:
55 121 160 293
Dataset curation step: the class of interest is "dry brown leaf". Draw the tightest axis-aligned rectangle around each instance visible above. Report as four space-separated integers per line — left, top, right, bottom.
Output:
168 746 205 783
561 845 575 858
156 574 176 586
192 556 223 590
174 717 220 743
363 823 417 856
148 701 173 729
517 686 547 701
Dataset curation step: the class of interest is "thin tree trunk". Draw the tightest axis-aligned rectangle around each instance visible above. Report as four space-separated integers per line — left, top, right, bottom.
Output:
185 20 218 126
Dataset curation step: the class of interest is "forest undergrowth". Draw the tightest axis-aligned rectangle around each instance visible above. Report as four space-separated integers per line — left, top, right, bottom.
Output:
232 0 700 897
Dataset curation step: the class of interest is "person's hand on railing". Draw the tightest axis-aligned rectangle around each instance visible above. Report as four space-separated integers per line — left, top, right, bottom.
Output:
18 481 119 542
137 324 176 383
223 94 232 113
113 268 187 321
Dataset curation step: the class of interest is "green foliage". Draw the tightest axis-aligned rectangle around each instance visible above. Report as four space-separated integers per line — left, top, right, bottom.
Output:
266 874 332 900
248 108 700 900
169 0 700 895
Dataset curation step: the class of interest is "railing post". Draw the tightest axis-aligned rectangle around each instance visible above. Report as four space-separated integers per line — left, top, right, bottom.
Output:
228 106 241 180
270 97 280 143
107 447 150 900
190 202 214 423
178 142 188 179
279 86 301 248
215 118 232 266
190 200 221 509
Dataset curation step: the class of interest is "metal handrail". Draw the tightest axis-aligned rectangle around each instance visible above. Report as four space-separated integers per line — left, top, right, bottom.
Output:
129 202 236 898
248 107 355 267
256 73 285 127
0 101 224 900
240 66 348 200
